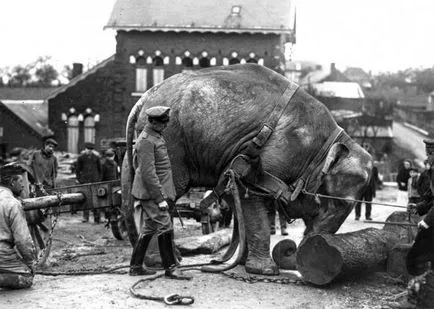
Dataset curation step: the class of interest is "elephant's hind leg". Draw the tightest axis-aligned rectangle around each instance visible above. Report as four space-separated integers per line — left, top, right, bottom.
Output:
242 196 279 276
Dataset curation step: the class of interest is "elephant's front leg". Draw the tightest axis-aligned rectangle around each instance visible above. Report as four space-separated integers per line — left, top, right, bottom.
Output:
242 196 279 275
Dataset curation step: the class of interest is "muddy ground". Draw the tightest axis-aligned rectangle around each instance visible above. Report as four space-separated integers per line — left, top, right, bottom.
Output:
0 185 411 309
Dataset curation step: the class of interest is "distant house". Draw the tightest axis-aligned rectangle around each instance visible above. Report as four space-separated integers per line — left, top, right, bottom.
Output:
48 0 296 153
298 63 351 89
343 67 372 89
0 87 55 157
284 60 321 83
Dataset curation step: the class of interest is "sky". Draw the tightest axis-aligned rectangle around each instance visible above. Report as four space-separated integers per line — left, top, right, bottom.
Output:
0 0 433 74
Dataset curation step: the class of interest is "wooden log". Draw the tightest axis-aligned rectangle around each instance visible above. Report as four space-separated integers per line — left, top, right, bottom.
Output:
296 228 399 285
272 239 297 270
175 228 232 255
382 211 420 243
21 193 85 211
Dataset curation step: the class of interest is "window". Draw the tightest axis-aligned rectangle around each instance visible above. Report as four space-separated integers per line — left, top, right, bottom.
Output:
84 116 96 143
153 68 164 85
152 55 164 86
67 115 79 154
136 68 148 92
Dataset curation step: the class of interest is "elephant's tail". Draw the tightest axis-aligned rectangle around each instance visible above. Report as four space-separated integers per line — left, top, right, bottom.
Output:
125 97 145 188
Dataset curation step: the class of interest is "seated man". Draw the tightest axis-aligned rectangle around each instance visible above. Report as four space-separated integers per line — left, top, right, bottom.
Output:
0 163 36 289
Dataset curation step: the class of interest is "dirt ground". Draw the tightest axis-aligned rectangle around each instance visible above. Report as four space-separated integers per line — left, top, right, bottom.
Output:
0 185 411 309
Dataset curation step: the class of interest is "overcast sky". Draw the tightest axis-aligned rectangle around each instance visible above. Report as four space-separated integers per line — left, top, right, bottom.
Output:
0 0 432 74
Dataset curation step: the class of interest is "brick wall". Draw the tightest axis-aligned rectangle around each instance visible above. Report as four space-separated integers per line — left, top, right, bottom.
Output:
48 30 284 152
48 61 118 152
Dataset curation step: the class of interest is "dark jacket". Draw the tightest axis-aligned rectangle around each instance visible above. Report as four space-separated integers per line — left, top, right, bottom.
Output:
30 149 58 188
396 168 411 191
75 150 102 183
101 158 119 181
417 169 432 198
131 125 176 203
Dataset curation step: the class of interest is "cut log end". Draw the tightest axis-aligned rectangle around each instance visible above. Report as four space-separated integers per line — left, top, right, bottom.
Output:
272 239 297 270
296 235 343 285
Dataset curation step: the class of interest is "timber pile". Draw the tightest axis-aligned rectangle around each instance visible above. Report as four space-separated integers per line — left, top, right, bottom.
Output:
296 211 419 286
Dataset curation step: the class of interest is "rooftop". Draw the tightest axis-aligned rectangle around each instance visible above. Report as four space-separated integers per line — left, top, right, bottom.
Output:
105 0 295 36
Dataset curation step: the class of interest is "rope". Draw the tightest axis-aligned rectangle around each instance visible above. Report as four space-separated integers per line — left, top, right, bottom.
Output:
302 190 408 209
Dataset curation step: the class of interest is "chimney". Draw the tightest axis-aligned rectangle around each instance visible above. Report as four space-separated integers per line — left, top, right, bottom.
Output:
72 63 83 78
330 63 336 73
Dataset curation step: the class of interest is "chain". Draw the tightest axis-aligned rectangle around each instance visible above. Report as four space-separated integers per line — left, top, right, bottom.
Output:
33 192 62 267
130 274 195 305
222 271 305 285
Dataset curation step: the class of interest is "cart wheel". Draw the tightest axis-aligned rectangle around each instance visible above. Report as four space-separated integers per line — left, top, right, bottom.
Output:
111 217 128 240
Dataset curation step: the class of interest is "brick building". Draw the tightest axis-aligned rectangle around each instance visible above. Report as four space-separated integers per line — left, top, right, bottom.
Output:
0 87 55 157
49 0 295 153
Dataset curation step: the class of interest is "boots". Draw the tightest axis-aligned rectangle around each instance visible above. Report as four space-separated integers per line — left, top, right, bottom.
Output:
158 231 192 280
129 233 157 276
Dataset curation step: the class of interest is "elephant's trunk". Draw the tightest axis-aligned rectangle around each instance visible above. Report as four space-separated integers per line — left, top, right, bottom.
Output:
201 170 246 273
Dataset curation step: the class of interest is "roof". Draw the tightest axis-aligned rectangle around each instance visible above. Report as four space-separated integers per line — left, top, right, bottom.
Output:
47 55 115 101
312 82 365 99
1 101 53 137
0 87 58 100
105 0 295 35
299 64 351 86
343 67 372 88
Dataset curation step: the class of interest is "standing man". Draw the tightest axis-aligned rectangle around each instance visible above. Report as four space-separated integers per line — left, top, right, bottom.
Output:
396 159 412 206
129 106 191 280
355 164 381 221
0 163 36 289
75 142 102 223
101 148 120 221
101 149 120 182
30 138 58 195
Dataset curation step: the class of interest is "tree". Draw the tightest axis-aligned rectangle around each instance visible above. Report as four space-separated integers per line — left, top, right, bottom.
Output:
8 65 31 86
35 64 58 87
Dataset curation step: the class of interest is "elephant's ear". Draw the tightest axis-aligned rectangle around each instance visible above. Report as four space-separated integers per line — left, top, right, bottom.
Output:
321 143 349 175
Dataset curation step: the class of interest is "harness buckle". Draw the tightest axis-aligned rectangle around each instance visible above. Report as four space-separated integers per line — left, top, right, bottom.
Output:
252 124 273 148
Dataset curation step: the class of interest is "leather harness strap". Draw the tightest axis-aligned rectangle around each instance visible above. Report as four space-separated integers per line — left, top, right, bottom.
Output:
290 126 346 201
212 82 299 198
252 82 299 148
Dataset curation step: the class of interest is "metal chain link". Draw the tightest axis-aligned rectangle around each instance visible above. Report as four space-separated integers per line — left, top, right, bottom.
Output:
222 271 305 285
34 191 62 266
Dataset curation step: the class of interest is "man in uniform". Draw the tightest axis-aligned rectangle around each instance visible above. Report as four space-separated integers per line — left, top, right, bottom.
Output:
0 163 36 289
129 106 191 280
75 142 102 223
30 137 58 195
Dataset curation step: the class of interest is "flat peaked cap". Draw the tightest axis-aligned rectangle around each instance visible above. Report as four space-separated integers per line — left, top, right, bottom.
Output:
0 162 28 177
44 138 58 147
145 106 171 121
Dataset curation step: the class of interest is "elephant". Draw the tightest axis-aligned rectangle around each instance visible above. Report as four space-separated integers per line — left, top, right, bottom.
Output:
122 63 372 276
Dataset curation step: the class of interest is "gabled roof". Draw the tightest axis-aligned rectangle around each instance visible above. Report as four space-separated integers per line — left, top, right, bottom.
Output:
0 87 58 100
47 55 115 101
105 0 295 35
1 101 53 137
299 65 351 86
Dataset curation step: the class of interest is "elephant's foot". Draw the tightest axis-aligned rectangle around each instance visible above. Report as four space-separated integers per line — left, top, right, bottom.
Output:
245 257 279 276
